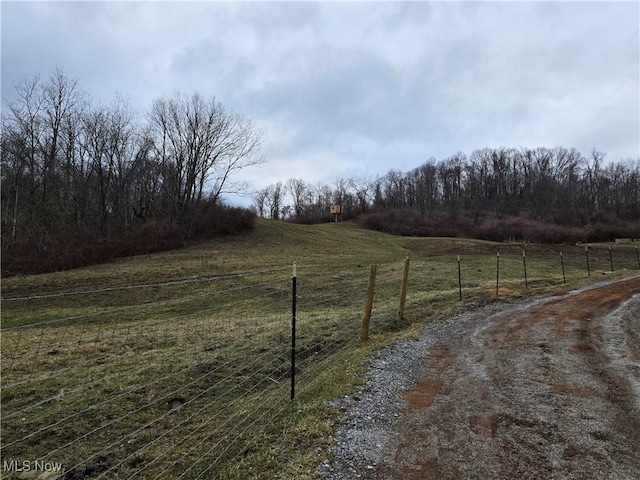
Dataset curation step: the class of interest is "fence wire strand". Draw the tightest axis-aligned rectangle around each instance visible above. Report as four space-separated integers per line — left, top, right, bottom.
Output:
2 250 639 478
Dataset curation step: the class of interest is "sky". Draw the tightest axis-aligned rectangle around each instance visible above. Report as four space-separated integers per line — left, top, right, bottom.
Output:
2 0 639 205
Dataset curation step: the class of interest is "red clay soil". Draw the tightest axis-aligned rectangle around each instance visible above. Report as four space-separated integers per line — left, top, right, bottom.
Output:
378 275 640 480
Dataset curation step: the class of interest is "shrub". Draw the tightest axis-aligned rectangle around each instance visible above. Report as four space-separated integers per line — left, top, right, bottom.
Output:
356 209 639 245
190 202 255 238
1 203 255 276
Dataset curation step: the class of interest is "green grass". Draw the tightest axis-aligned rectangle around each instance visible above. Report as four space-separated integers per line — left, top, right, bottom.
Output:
1 219 637 479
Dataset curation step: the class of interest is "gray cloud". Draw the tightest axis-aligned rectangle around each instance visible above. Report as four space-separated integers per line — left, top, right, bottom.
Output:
2 1 638 197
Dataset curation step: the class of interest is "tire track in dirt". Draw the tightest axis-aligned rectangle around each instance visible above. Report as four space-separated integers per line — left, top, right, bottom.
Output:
321 275 640 480
385 275 640 480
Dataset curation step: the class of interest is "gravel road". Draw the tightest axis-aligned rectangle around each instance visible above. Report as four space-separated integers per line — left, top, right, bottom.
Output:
318 275 640 479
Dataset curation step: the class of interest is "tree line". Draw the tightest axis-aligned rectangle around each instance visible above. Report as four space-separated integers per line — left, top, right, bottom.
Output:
254 147 640 242
1 70 263 273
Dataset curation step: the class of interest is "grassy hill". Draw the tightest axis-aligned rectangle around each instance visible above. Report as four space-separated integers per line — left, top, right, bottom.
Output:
2 219 406 297
1 219 637 479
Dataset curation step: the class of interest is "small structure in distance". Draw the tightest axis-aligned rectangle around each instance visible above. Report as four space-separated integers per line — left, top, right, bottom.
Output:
330 204 343 223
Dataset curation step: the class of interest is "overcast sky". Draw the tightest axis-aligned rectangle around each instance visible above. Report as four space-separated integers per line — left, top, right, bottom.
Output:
2 1 639 204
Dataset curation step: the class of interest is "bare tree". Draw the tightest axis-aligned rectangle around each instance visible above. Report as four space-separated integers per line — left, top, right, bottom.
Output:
41 69 85 209
1 70 85 244
285 178 310 218
313 182 334 219
148 92 264 223
264 182 284 220
350 176 373 213
76 97 141 236
409 161 438 218
252 187 270 217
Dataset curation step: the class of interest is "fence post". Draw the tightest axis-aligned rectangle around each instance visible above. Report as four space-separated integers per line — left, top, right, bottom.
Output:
290 262 297 401
522 251 528 290
586 247 591 277
636 246 640 269
361 264 377 342
560 252 566 284
609 246 614 272
457 255 462 301
496 252 500 296
398 257 410 322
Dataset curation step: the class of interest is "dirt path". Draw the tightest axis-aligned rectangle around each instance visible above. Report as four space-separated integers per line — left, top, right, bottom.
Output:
320 275 640 480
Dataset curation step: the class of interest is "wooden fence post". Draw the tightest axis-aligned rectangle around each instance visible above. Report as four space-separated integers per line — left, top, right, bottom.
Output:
398 257 410 322
361 264 377 342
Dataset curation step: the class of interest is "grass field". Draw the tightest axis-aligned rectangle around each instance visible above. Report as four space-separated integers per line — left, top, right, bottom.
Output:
1 219 638 479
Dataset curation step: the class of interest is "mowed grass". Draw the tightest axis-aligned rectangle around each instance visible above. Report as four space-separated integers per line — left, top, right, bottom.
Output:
1 219 636 479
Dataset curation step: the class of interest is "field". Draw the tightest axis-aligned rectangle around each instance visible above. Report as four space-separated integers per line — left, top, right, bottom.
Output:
1 219 639 479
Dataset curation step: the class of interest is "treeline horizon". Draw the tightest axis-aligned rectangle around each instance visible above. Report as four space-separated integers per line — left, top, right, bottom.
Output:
3 70 638 275
1 70 261 275
254 146 640 243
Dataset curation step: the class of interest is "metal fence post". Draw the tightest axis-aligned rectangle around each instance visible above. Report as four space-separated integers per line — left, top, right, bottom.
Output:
496 252 500 296
609 246 614 272
560 252 566 284
523 250 528 290
586 247 591 277
457 255 462 301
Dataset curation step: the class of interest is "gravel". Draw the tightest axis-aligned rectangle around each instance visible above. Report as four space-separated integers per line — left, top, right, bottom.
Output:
317 276 640 479
317 300 509 478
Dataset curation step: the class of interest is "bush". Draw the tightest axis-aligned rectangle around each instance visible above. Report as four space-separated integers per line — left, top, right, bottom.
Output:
190 202 255 238
356 209 640 245
1 203 255 276
358 210 470 238
584 222 640 243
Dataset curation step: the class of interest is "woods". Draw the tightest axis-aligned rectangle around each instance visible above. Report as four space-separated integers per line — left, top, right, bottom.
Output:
255 147 640 242
1 70 261 274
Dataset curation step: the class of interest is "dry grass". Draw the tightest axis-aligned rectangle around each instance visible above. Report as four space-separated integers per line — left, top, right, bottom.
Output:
2 219 636 479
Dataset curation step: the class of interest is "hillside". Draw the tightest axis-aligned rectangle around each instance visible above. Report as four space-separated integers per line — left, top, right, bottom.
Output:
1 219 408 299
2 220 639 479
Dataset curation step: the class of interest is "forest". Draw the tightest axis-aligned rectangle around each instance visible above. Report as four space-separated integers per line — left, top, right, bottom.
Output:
254 147 640 243
1 70 261 274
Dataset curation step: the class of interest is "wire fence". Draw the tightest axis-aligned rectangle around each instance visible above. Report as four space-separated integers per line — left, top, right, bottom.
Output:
1 244 639 478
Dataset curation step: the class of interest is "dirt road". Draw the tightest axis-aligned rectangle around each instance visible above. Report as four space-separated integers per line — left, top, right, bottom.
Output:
320 275 640 480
